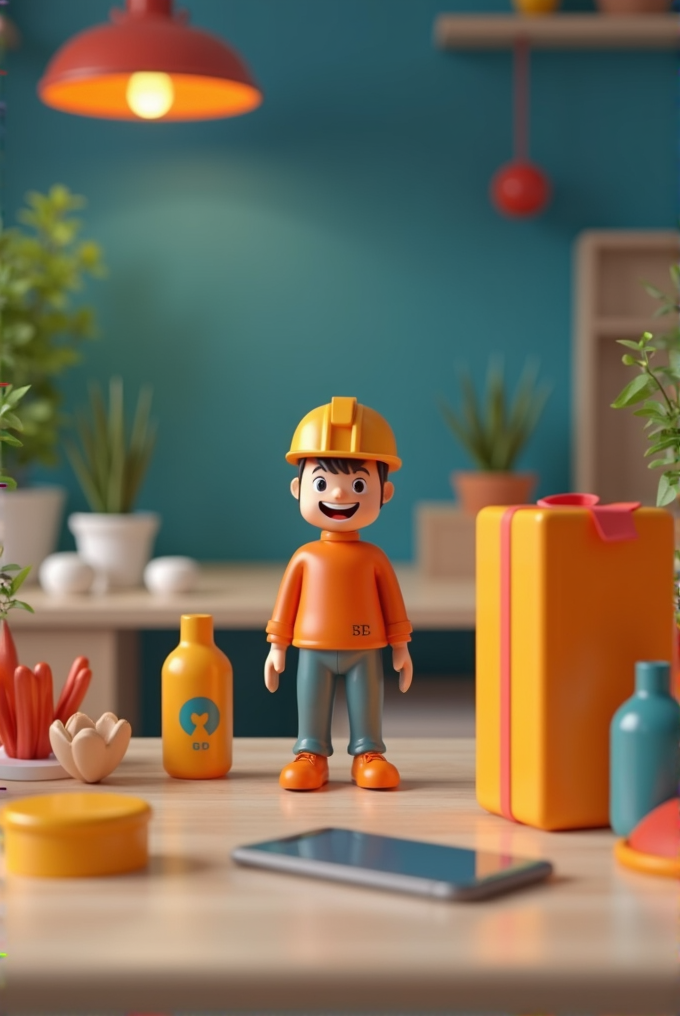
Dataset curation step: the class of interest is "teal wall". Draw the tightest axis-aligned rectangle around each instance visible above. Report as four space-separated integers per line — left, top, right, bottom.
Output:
6 1 677 734
7 0 677 564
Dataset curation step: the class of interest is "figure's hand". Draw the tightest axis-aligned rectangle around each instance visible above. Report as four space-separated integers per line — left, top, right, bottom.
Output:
392 643 413 693
264 645 287 693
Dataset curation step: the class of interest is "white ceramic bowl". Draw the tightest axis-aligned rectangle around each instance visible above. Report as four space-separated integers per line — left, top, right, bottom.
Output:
39 553 95 595
144 556 199 595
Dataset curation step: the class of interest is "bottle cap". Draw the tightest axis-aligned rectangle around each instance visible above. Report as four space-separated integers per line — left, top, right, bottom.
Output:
635 660 670 694
180 614 214 645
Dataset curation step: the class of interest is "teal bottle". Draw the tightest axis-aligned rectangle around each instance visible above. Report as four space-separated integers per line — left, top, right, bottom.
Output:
610 661 680 837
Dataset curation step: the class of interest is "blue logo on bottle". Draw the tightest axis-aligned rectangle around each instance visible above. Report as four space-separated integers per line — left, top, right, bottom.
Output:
179 696 220 737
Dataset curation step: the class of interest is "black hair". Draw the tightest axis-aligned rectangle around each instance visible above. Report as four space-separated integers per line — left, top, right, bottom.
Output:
298 457 389 506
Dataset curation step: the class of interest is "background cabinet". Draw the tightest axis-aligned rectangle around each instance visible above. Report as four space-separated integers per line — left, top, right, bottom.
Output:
573 230 680 505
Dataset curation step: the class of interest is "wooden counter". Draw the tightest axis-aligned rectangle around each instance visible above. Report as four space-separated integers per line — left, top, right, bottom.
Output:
9 565 475 727
3 738 676 1015
11 564 475 630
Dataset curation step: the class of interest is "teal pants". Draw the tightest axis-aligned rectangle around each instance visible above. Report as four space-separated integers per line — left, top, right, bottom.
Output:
293 648 386 758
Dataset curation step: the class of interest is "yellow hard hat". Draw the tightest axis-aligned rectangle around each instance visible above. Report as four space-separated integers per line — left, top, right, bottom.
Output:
286 396 401 471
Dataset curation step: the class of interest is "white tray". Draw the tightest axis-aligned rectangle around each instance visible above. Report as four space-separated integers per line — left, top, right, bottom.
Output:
0 746 68 781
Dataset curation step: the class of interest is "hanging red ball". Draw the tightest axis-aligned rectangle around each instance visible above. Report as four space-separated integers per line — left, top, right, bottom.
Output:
491 162 551 218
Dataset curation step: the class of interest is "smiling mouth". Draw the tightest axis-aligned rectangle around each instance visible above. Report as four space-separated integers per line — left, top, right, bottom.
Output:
319 501 359 520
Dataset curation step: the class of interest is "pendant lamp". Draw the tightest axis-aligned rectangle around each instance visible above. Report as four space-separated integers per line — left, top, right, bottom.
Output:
38 0 262 122
490 39 550 218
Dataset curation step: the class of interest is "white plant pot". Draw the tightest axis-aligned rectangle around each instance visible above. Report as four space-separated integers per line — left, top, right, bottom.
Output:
68 512 161 590
0 487 66 585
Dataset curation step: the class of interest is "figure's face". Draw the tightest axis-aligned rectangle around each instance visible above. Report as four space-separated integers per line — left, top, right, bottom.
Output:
291 459 394 532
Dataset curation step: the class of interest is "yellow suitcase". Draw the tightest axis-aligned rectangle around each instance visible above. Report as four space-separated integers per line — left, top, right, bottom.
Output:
476 494 675 831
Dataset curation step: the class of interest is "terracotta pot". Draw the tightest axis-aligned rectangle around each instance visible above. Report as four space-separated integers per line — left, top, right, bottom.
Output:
452 471 537 516
596 0 671 13
513 0 560 13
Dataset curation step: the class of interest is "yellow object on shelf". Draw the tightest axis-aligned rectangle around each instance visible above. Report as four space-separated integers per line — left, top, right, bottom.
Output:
0 793 151 877
476 497 674 831
513 0 560 13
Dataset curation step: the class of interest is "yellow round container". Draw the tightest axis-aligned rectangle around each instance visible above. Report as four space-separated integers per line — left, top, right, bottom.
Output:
1 793 152 877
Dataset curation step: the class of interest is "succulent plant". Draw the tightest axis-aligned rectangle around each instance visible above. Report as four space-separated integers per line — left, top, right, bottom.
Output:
441 358 551 471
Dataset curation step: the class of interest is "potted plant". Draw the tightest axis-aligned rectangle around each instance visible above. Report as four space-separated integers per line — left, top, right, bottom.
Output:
0 185 105 581
66 376 159 589
441 358 551 515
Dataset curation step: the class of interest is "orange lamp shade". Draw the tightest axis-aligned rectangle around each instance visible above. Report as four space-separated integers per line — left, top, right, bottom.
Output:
38 0 262 122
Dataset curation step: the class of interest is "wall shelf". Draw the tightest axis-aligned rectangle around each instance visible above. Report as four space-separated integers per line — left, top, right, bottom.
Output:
593 316 662 338
434 13 679 50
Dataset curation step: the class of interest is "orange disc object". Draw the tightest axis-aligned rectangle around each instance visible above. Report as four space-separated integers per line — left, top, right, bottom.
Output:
614 798 680 878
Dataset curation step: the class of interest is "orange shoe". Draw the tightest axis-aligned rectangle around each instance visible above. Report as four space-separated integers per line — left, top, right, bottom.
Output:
351 752 400 790
279 752 329 791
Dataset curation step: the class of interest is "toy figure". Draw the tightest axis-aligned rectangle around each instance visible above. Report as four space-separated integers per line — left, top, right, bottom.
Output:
264 396 413 791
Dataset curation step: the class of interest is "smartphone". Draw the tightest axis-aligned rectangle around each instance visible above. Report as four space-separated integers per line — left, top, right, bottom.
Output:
232 827 553 901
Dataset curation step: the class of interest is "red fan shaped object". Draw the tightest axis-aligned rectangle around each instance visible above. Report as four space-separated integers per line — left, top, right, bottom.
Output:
0 621 92 760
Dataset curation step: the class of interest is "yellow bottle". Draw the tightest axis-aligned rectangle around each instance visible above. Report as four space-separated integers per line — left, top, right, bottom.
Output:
162 614 233 779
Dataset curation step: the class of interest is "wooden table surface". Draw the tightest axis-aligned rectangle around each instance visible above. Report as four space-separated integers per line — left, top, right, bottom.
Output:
3 739 676 1015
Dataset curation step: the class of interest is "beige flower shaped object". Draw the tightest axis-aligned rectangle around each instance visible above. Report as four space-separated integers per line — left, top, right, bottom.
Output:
49 712 132 784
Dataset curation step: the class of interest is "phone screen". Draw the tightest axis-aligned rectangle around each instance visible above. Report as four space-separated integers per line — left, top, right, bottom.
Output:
239 827 547 890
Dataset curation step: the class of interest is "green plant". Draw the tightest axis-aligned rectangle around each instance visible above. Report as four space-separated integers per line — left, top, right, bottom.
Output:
441 358 551 471
0 384 32 489
0 546 33 620
0 185 105 475
611 264 680 508
66 376 157 513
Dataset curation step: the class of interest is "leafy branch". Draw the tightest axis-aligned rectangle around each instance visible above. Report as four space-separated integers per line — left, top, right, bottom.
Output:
0 185 105 473
0 384 31 489
0 545 33 620
611 265 680 507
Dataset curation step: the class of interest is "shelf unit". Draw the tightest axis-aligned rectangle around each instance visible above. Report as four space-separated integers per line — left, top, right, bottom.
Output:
573 230 680 506
434 13 679 50
415 503 476 579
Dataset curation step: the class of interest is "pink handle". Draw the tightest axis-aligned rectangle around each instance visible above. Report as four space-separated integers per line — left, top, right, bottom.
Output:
537 493 600 508
537 493 640 541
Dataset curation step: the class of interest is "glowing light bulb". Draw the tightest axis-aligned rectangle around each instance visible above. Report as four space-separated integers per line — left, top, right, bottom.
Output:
126 72 175 120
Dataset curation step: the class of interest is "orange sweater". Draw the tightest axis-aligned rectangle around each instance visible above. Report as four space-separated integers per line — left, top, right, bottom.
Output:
266 531 412 650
